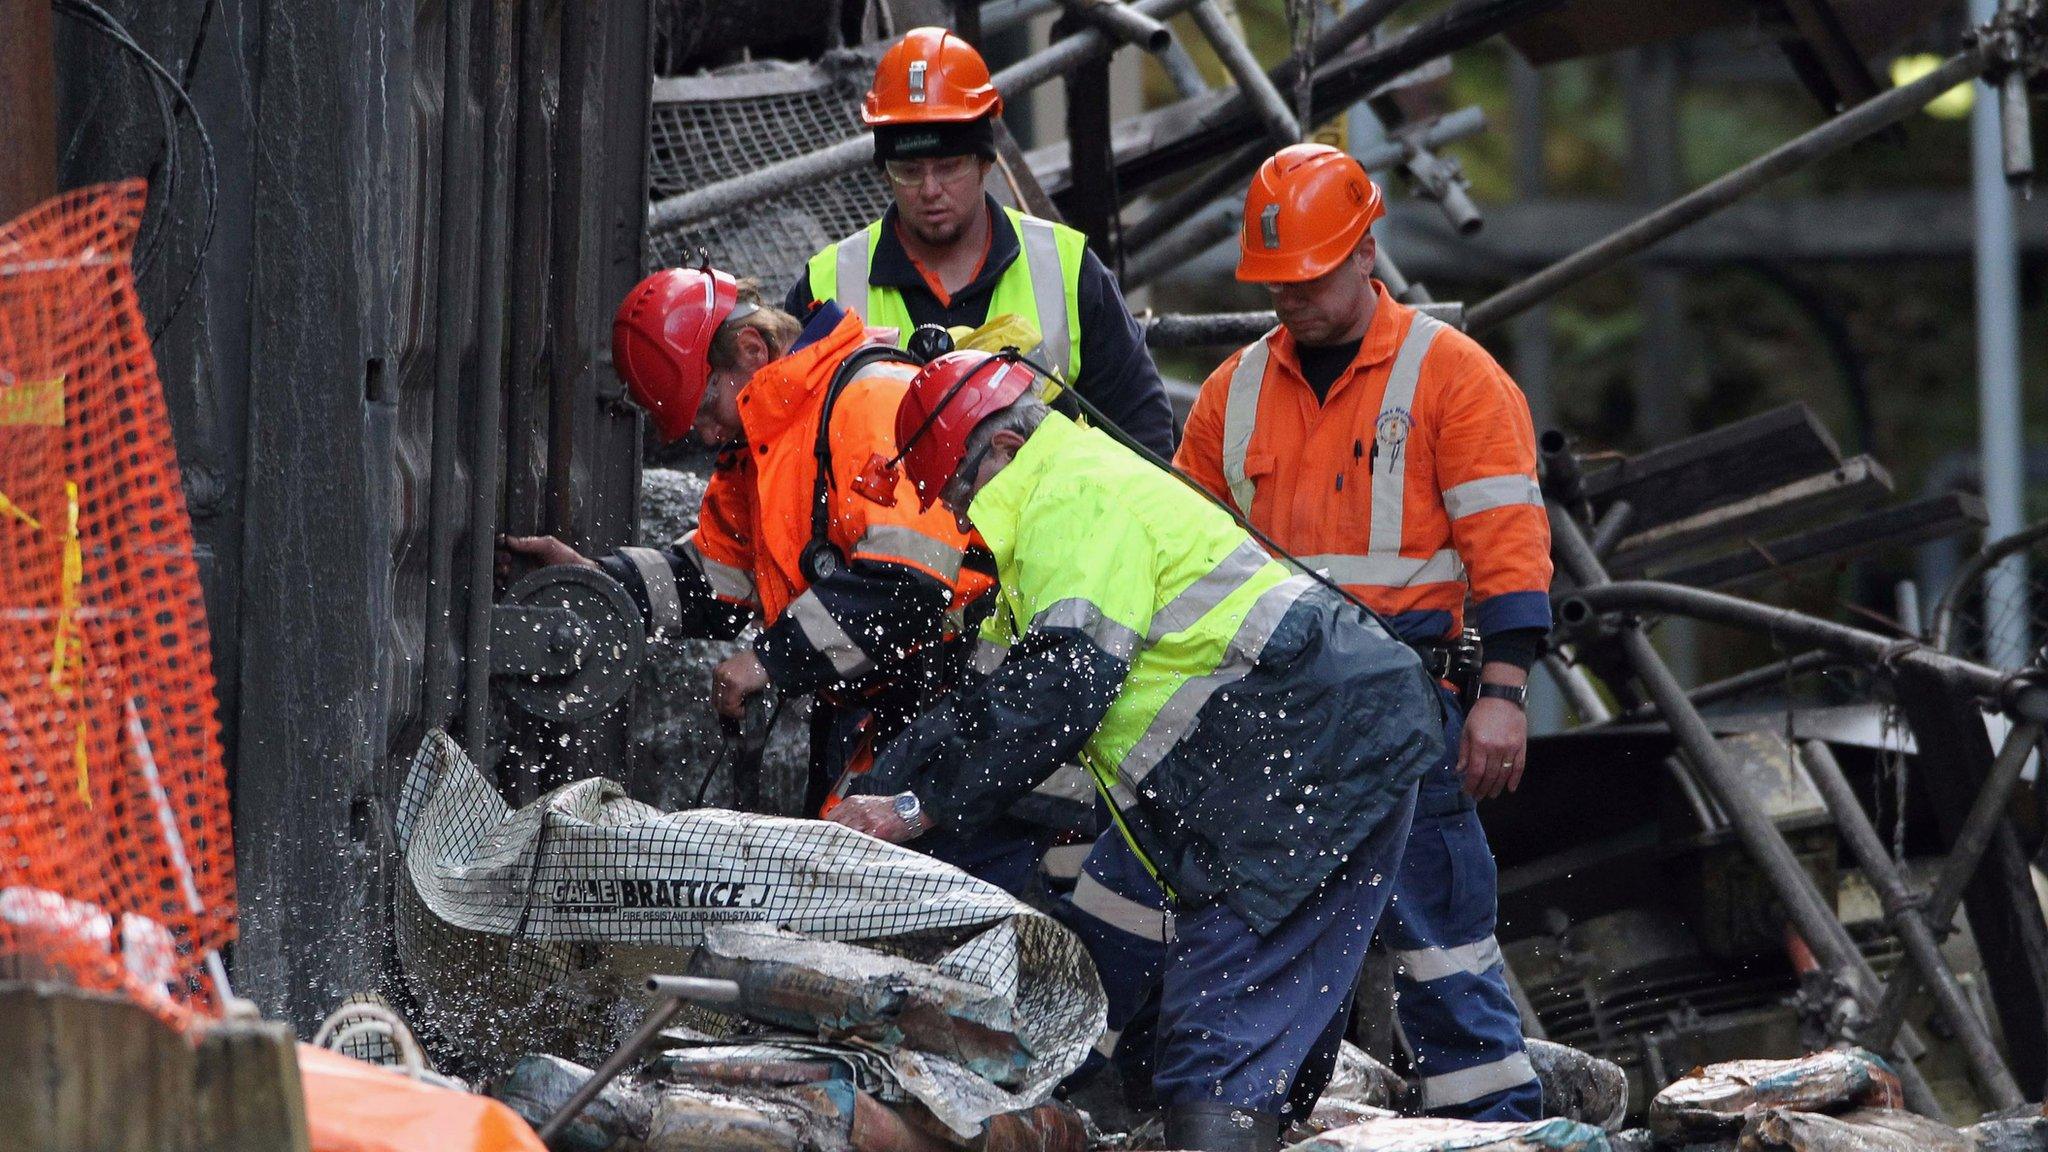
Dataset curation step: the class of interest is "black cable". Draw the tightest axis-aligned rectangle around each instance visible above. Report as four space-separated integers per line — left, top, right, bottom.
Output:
57 0 180 278
54 0 219 340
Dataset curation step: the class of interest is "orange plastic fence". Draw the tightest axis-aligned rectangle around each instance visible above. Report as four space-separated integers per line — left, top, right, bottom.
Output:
0 181 235 1021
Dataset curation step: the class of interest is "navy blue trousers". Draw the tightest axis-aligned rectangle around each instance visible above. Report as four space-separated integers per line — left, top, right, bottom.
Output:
1051 786 1416 1116
1378 691 1541 1121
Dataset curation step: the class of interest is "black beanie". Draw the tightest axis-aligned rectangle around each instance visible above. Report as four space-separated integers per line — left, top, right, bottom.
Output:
873 117 998 163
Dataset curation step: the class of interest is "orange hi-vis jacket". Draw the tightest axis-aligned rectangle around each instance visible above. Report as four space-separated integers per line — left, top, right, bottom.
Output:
645 308 991 694
1175 282 1552 645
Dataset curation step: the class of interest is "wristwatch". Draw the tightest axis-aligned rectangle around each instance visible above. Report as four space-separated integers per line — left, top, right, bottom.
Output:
891 792 932 838
1476 682 1528 710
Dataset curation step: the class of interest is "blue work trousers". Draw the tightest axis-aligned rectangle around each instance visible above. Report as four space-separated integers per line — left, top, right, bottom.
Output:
1378 690 1541 1121
1052 786 1416 1117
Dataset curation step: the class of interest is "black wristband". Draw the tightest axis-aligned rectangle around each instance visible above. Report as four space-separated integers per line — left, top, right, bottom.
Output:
1477 682 1528 710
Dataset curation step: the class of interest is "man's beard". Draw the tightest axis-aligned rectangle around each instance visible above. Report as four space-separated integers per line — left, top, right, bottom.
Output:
905 214 966 248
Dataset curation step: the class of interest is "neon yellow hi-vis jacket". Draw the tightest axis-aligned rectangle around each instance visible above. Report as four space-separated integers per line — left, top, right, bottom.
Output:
805 205 1085 383
859 414 1444 934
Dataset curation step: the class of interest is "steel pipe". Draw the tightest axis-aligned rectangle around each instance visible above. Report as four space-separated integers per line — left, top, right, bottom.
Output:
1562 581 2048 722
537 974 744 1142
1189 0 1299 145
1465 49 1991 334
1123 106 1485 287
1542 650 1613 723
1588 499 1634 559
1145 300 1465 348
1801 741 2025 1108
1610 649 1848 723
1059 0 1171 51
647 0 1205 232
1863 719 2045 1050
1550 502 1946 1116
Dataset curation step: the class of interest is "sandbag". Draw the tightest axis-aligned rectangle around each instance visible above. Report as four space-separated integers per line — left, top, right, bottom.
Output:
1285 1115 1614 1152
1965 1117 2048 1152
1739 1108 1970 1152
489 1054 652 1151
688 925 1031 1085
1527 1040 1628 1131
1648 1050 1902 1140
644 1083 827 1152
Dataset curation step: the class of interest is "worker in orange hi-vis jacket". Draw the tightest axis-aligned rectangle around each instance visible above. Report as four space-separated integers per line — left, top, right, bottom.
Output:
1172 143 1552 1122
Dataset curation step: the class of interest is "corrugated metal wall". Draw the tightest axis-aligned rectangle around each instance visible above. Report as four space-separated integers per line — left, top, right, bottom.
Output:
54 0 653 1026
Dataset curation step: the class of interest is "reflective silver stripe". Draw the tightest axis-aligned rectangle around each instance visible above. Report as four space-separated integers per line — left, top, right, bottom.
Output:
1298 549 1465 589
786 589 872 678
835 232 870 320
1036 598 1140 662
616 547 684 634
855 524 964 582
680 532 757 604
1442 474 1543 521
1368 313 1446 558
1147 539 1271 643
1040 842 1091 882
1071 871 1172 943
1419 1051 1538 1108
1219 335 1276 513
1119 575 1313 785
1395 936 1504 983
1019 217 1071 377
1093 1026 1123 1058
1031 763 1097 804
970 636 1010 675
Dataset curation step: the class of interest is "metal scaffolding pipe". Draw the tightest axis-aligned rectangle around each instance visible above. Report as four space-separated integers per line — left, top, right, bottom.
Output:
1145 300 1465 347
646 0 1205 232
1542 651 1614 723
1611 649 1848 723
1801 741 2025 1108
1864 719 2045 1049
1189 0 1299 145
1123 106 1486 286
1464 49 1990 334
1560 581 2048 722
1058 0 1171 52
1549 502 1946 1116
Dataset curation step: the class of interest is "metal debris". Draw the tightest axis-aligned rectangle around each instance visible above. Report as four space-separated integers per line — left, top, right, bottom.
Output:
1738 1108 1972 1152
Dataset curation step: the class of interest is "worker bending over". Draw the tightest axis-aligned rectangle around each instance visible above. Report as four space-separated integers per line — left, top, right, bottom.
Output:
503 267 994 837
1176 144 1552 1121
788 27 1175 457
828 350 1444 1152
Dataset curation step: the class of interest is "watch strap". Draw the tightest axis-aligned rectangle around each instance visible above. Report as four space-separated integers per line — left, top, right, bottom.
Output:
1477 682 1528 709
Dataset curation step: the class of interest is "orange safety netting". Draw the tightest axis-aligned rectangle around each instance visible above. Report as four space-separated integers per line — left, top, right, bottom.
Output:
0 181 235 1022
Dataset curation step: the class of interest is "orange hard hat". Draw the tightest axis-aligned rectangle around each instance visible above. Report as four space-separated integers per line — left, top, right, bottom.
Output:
1236 144 1385 283
864 27 1002 125
612 267 745 443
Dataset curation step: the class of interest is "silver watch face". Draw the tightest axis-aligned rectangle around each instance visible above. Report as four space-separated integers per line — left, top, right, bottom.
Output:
891 793 922 819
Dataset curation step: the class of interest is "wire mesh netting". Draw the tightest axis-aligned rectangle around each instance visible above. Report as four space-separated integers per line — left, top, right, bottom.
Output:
645 52 894 285
394 730 1105 1134
0 181 235 1022
1933 521 2048 670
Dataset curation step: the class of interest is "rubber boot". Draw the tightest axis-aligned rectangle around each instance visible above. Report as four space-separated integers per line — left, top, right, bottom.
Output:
1163 1103 1281 1152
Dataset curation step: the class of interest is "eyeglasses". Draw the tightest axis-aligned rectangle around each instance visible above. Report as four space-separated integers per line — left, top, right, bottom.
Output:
882 155 982 189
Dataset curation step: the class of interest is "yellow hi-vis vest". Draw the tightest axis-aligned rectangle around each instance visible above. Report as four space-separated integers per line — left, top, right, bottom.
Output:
806 206 1087 382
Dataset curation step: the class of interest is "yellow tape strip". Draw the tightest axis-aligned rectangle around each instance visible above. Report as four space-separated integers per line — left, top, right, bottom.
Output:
49 482 82 695
0 488 40 530
0 376 66 427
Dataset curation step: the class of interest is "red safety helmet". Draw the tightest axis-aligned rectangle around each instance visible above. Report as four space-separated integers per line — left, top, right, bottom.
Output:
612 267 742 443
1237 144 1385 284
863 27 1003 125
891 351 1037 510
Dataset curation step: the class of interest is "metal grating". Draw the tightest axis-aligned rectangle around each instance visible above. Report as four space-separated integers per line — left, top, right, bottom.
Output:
646 52 894 287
